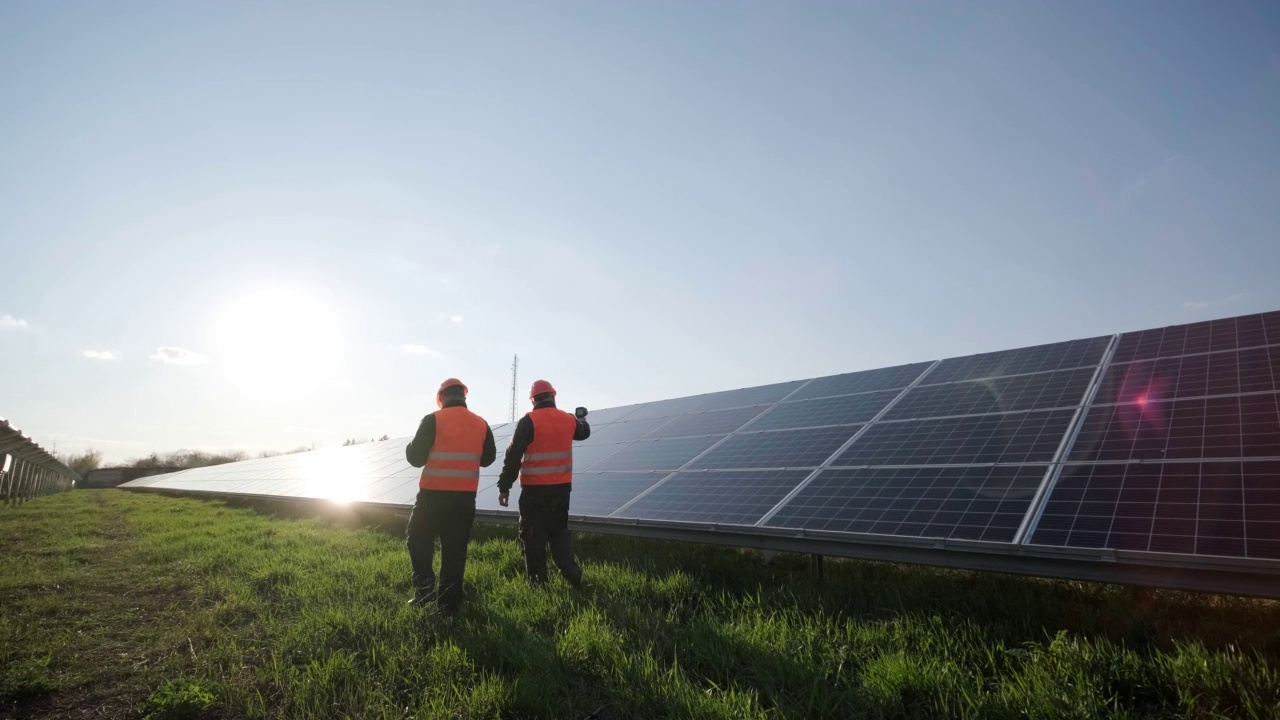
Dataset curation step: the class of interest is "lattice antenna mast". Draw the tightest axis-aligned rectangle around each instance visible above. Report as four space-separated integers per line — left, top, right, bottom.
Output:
509 354 519 422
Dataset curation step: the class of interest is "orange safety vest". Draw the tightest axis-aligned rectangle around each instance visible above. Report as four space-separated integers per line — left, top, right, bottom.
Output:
519 407 578 486
419 406 490 492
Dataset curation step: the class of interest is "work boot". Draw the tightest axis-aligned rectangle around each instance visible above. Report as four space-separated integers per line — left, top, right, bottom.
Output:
407 587 435 606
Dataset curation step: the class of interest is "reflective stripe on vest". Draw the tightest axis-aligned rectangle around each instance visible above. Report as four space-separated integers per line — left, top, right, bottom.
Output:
420 406 490 492
519 407 578 486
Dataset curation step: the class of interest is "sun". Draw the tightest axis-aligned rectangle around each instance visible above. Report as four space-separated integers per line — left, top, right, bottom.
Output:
216 287 343 395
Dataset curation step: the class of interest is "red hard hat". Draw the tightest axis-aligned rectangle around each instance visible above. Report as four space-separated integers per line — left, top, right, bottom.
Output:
438 378 468 395
529 379 556 400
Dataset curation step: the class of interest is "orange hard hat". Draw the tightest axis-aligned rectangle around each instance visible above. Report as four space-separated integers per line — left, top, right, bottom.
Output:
436 377 468 408
529 379 556 400
438 378 468 395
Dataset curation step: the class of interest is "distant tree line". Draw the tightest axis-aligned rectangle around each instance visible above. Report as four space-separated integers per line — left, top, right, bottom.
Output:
57 435 392 477
342 435 390 446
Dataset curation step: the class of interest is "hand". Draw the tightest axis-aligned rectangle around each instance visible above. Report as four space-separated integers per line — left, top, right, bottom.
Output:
498 492 509 507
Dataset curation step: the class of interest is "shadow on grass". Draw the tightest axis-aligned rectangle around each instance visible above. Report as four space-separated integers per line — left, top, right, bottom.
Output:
213 494 1280 662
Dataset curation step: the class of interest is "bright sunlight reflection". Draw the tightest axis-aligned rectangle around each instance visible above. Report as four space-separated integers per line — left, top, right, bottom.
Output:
303 446 364 503
217 287 343 395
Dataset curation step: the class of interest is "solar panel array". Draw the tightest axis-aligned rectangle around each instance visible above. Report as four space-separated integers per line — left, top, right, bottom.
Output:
1029 312 1280 562
123 310 1280 597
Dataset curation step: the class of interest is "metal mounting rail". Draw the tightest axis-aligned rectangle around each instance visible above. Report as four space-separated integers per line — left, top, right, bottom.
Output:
1013 334 1119 545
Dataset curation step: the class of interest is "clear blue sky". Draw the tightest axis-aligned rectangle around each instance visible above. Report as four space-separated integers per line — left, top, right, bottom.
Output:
2 1 1278 462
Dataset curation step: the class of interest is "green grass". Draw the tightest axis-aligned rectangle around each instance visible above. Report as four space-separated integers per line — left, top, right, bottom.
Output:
2 492 1278 719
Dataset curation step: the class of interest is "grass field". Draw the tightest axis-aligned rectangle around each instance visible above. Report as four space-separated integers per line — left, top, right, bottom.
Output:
2 491 1279 719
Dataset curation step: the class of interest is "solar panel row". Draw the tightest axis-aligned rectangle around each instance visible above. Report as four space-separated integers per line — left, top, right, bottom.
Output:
123 310 1280 595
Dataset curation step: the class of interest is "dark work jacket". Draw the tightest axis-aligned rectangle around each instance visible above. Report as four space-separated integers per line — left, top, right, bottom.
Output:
497 399 591 495
405 398 498 498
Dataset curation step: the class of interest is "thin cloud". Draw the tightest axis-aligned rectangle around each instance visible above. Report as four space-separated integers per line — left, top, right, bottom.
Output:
403 344 443 357
1184 292 1246 311
151 346 209 365
449 314 464 324
1124 153 1182 196
82 350 117 361
1 314 29 329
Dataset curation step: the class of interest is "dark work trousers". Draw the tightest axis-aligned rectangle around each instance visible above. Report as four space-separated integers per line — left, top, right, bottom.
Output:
518 487 582 585
406 489 477 609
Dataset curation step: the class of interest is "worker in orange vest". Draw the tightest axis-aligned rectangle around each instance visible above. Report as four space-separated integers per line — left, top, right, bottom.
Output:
497 379 591 587
404 377 497 612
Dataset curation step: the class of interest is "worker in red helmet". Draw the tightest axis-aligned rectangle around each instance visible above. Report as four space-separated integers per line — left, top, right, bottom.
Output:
403 377 497 612
497 379 591 588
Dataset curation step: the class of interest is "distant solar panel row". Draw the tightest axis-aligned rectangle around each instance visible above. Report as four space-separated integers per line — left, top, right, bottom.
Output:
124 310 1280 598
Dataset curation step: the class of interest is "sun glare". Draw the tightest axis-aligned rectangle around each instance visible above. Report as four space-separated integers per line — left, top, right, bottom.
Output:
217 287 343 395
303 446 363 503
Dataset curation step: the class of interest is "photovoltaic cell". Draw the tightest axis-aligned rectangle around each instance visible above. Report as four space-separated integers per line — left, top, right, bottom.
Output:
766 465 1048 542
885 368 1095 421
691 381 806 411
924 337 1110 385
569 472 671 517
746 390 899 432
833 410 1075 466
787 362 932 401
1032 461 1280 560
589 435 725 472
643 405 768 439
1068 393 1280 462
615 470 811 525
688 425 862 470
1094 346 1280 404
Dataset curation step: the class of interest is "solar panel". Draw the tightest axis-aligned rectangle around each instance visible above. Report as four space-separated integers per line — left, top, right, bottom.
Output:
642 405 768 439
1067 393 1280 462
1024 309 1280 575
691 381 806 410
1095 346 1280 403
614 470 812 525
619 395 708 421
1110 311 1280 363
1031 461 1280 560
787 362 931 401
687 425 862 470
582 403 645 425
765 465 1047 542
581 417 675 444
569 443 628 472
588 435 725 472
884 368 1096 420
746 391 899 432
122 308 1280 600
831 410 1075 466
924 337 1110 384
569 472 672 517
